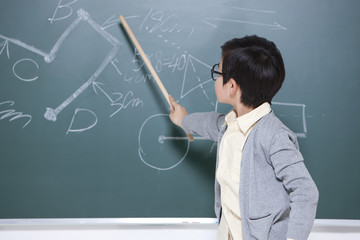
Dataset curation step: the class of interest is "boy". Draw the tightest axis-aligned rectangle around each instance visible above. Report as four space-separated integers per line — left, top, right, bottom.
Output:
169 35 318 240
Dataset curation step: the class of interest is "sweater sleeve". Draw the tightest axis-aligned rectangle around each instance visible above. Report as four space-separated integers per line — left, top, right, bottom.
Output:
269 130 319 240
181 112 225 142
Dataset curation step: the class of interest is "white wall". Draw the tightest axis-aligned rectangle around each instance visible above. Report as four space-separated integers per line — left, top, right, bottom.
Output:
1 220 359 240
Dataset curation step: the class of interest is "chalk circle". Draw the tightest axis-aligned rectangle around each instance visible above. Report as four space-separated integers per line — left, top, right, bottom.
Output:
12 58 39 82
138 114 190 171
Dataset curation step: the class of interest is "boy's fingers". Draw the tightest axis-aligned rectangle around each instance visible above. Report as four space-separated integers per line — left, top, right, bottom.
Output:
169 95 178 108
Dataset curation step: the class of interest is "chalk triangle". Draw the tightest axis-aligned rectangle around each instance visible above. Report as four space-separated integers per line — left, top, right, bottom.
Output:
181 54 212 98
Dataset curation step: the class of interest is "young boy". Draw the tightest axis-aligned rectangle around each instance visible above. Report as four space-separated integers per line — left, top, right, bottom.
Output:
169 35 318 240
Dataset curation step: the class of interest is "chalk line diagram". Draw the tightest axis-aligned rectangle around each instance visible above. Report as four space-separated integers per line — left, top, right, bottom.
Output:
181 54 213 101
138 114 190 171
1 5 304 172
0 9 121 122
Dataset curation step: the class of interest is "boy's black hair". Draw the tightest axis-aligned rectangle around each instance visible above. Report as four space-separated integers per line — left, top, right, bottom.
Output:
221 35 285 108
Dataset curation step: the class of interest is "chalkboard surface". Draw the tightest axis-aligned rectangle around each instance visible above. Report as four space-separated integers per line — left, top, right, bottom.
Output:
1 0 359 220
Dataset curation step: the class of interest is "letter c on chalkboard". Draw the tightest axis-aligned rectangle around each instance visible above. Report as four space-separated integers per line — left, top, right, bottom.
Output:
12 58 39 82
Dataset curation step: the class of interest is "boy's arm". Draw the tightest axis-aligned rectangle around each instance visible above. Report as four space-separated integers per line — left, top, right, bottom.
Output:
269 130 319 240
169 95 224 142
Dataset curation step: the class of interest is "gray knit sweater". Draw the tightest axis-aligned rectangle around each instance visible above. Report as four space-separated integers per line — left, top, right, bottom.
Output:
182 111 319 240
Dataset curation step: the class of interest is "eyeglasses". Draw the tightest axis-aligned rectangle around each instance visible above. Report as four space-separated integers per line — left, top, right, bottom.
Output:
211 64 225 81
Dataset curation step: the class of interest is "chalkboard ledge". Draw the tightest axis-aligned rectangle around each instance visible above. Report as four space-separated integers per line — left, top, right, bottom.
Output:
0 218 360 229
0 218 218 226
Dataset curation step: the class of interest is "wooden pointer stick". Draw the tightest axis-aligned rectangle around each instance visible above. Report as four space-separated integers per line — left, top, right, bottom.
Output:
119 15 194 141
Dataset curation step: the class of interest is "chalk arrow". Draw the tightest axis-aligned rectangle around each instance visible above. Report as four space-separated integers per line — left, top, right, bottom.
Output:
101 15 140 30
92 81 115 103
200 15 287 30
0 40 10 58
92 81 105 95
271 21 287 30
199 14 218 28
101 15 120 30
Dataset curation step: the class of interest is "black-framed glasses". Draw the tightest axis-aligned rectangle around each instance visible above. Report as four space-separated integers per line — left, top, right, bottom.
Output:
211 64 225 81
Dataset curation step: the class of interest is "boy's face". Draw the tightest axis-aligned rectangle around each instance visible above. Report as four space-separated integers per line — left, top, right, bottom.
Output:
214 59 228 104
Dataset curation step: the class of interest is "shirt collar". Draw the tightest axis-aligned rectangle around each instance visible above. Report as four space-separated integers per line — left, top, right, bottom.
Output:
224 110 237 125
236 102 271 134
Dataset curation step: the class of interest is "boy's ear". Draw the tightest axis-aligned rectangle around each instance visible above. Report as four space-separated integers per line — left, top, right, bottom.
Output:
229 78 239 94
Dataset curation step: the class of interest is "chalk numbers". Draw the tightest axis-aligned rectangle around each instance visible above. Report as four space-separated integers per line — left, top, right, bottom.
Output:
155 51 163 72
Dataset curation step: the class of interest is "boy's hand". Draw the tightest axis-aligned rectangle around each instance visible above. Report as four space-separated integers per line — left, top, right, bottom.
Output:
169 95 188 128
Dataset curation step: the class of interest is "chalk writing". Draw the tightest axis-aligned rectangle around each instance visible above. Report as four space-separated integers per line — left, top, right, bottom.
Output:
163 52 187 73
111 58 122 76
48 0 78 24
140 8 195 39
133 49 193 75
0 101 32 128
66 108 97 134
110 91 143 117
132 48 153 72
122 72 153 85
126 46 216 105
153 50 187 73
92 82 143 117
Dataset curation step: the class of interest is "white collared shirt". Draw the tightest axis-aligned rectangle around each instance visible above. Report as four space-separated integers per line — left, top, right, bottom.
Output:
216 102 271 240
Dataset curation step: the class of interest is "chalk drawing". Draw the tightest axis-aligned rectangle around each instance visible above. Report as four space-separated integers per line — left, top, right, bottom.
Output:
0 8 123 122
0 4 304 172
0 9 93 63
44 46 119 121
272 102 307 138
138 114 190 171
200 5 285 30
200 15 287 30
0 101 32 128
0 33 50 62
44 9 121 121
214 101 308 138
12 58 39 82
208 4 276 14
181 54 213 99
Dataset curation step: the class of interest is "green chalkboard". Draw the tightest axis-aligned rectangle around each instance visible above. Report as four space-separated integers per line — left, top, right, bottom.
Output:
0 0 359 220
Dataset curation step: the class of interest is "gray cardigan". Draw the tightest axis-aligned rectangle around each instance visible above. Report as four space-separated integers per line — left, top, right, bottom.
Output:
182 111 319 240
